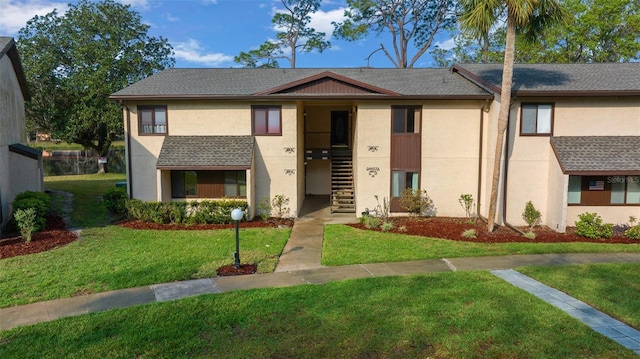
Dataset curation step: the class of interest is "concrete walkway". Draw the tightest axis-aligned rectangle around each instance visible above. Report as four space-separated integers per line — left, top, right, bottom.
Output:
2 213 640 355
493 269 640 355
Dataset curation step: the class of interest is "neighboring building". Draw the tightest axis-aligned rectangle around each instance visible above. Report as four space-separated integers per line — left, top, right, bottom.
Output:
110 63 640 231
0 37 44 232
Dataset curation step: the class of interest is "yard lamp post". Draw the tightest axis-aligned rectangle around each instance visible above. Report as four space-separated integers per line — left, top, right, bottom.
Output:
231 208 244 268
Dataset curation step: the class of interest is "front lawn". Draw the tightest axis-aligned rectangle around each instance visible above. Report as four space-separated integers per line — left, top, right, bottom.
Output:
1 271 637 358
520 263 640 329
45 173 126 228
322 224 640 266
0 226 289 308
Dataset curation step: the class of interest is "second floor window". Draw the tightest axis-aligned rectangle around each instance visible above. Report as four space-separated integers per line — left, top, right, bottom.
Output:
138 106 167 135
521 103 553 135
392 106 421 134
252 106 281 135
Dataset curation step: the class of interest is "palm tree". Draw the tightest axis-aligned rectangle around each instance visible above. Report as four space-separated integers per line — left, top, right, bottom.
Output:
458 0 568 232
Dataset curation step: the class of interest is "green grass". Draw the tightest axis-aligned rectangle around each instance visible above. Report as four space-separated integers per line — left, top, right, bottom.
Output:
322 224 640 266
0 226 289 308
1 272 636 358
519 263 640 329
44 173 126 227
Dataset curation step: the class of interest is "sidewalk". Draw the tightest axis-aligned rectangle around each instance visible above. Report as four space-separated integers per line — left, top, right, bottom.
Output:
1 217 640 354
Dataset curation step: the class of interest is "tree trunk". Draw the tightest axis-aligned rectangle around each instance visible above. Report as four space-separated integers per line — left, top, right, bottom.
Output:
487 16 517 232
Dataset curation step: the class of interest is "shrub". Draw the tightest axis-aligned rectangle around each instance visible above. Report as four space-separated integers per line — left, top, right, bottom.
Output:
103 187 128 216
258 197 272 221
522 201 541 229
458 194 474 219
380 221 394 232
14 208 37 242
399 189 434 216
125 199 248 225
373 195 391 223
523 231 536 240
271 194 291 219
575 212 613 239
12 191 51 232
362 215 382 229
462 229 476 239
625 225 640 240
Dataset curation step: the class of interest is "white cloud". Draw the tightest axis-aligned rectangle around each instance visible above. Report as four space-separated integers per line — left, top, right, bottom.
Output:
434 38 456 51
202 0 218 4
0 0 67 35
310 7 345 37
118 0 149 8
173 39 233 67
270 5 346 39
164 13 179 22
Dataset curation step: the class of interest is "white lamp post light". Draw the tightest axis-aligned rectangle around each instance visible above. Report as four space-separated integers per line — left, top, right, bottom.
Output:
231 208 244 268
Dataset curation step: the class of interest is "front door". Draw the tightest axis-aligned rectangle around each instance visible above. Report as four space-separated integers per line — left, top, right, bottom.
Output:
331 111 349 147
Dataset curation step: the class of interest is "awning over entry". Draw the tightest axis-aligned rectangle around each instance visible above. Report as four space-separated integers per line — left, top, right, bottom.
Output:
550 136 640 175
156 135 254 170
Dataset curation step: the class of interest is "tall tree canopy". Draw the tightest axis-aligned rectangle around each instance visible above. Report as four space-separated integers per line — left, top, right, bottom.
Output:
436 0 639 65
18 0 174 172
515 0 640 63
234 0 330 68
458 0 568 232
333 0 456 68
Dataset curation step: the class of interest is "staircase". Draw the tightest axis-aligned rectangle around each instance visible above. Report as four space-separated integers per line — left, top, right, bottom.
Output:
330 149 356 213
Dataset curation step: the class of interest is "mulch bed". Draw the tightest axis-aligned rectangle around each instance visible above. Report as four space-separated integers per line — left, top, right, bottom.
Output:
0 214 78 260
3 214 635 267
348 216 638 244
216 263 258 276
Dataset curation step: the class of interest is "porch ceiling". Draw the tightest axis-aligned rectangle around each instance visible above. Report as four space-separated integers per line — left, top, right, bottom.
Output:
156 135 253 170
551 136 640 175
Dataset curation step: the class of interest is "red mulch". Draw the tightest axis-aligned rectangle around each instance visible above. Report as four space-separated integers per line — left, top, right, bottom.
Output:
348 217 638 244
0 214 78 260
216 263 258 276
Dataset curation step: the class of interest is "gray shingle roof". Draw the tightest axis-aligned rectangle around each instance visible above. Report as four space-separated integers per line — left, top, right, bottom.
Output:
551 136 640 174
0 37 13 56
111 68 490 99
156 136 254 169
0 36 30 100
454 63 640 95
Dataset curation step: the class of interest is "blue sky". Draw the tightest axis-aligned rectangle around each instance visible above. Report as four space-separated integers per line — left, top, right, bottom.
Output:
0 0 454 68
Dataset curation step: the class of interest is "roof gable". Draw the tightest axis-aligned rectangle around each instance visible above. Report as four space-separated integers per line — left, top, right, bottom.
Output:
255 71 399 96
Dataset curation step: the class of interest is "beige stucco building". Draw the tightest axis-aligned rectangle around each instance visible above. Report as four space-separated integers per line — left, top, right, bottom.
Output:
111 64 640 231
0 37 44 233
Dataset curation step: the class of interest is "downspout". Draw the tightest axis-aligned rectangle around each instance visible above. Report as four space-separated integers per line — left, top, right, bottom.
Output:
120 101 133 199
501 98 524 235
476 105 487 223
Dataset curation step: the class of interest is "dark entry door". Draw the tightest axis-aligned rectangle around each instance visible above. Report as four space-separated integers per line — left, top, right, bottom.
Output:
331 111 349 147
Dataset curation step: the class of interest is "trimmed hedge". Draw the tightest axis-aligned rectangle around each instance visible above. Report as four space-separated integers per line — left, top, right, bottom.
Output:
103 187 128 216
125 199 248 225
12 191 51 232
